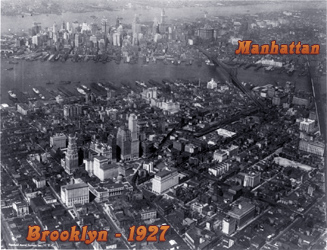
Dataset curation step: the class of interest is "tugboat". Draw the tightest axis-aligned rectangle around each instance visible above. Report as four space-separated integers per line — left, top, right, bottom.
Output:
97 82 109 91
60 81 71 85
77 87 86 95
33 88 40 94
81 85 90 91
8 90 17 99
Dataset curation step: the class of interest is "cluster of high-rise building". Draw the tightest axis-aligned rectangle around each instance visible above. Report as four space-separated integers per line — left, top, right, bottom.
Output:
24 9 171 51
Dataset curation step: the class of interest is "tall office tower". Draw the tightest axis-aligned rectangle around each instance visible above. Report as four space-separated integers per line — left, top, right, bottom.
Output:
116 17 122 28
101 18 108 34
113 32 120 46
66 22 71 32
116 126 132 161
65 135 79 174
153 18 159 34
52 22 58 33
91 23 98 35
32 22 41 36
75 34 79 47
128 113 137 136
132 14 140 45
107 134 117 161
71 21 79 33
61 21 66 31
129 114 139 158
160 9 167 24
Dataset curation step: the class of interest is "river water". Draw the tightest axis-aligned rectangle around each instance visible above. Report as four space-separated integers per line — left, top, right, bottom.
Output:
1 58 315 104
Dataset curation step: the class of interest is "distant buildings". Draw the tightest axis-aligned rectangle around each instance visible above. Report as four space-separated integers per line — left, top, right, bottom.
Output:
142 87 180 114
197 24 214 40
63 104 82 118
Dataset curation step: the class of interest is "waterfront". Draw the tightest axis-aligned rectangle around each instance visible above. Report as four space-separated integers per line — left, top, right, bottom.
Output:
0 58 316 104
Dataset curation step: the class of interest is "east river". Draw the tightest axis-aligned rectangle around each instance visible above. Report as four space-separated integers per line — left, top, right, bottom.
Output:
1 57 322 104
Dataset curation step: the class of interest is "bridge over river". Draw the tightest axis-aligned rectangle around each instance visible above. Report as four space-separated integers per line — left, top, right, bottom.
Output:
198 48 265 109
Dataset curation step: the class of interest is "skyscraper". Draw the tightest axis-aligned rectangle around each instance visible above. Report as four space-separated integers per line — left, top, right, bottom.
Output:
116 126 131 161
66 21 71 32
75 34 79 47
32 22 41 36
160 9 167 24
132 14 141 45
65 135 79 174
129 114 139 158
101 18 108 36
52 22 57 33
107 134 117 161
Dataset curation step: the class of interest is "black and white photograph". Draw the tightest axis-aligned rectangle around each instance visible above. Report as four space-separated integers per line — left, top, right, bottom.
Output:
0 0 326 249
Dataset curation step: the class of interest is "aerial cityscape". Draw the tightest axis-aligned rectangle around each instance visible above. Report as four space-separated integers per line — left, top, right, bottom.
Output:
1 0 326 249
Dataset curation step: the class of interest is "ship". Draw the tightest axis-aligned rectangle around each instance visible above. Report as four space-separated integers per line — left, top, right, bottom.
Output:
81 85 90 91
243 63 253 70
254 64 263 71
97 82 109 91
9 61 19 64
6 68 14 71
8 90 17 99
33 88 40 94
48 54 55 61
77 87 86 95
54 54 61 61
135 81 147 88
60 81 71 85
46 81 55 85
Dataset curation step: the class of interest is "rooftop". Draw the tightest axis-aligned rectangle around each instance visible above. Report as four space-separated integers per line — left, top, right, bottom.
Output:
228 199 255 217
63 182 88 190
